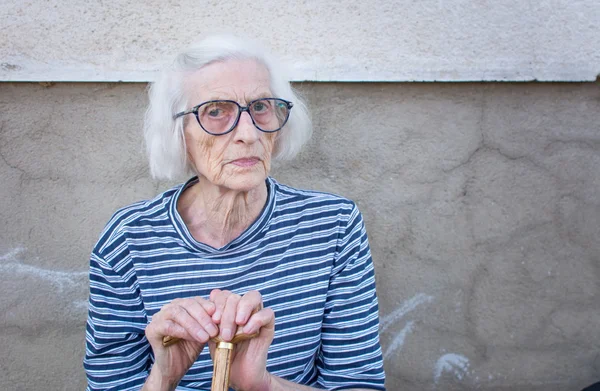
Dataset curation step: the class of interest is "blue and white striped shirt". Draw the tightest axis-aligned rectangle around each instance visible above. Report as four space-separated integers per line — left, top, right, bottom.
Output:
84 177 385 390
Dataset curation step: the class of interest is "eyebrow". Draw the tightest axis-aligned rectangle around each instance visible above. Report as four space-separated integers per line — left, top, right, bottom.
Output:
204 91 273 103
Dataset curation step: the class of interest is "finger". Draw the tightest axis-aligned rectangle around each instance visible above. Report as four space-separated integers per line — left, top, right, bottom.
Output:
147 319 197 345
235 290 262 325
219 293 241 341
242 307 275 335
195 296 217 316
209 289 222 302
163 303 212 343
211 289 232 323
186 297 219 338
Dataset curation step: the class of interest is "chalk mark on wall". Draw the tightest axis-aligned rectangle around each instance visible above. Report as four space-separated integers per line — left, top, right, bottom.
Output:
380 293 434 358
384 320 414 360
0 247 87 292
380 293 434 332
434 353 471 384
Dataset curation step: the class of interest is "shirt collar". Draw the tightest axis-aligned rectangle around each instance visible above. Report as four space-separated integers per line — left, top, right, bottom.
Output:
168 176 276 253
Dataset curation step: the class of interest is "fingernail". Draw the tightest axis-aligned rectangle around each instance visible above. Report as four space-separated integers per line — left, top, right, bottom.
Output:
206 323 218 336
236 311 247 324
196 330 209 342
221 328 232 341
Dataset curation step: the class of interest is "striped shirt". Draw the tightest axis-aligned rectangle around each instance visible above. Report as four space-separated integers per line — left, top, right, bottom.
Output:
84 176 385 390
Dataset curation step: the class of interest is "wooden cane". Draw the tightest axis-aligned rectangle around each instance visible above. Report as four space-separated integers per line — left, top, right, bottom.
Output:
209 331 259 391
162 331 259 391
161 305 262 391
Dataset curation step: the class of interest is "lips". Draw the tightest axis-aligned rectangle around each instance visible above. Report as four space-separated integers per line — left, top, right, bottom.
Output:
230 157 260 167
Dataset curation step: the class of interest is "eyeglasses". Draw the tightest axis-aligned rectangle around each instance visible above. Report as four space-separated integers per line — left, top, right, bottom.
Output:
173 98 293 136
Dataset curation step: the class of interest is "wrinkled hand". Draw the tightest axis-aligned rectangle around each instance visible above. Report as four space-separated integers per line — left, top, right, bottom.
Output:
208 289 275 391
145 297 219 386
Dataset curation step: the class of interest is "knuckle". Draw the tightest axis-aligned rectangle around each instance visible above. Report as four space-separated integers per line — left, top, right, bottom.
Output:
201 321 215 332
221 289 232 297
171 298 183 305
164 321 181 336
145 322 156 335
210 290 226 303
248 289 262 299
169 305 185 319
152 309 166 321
193 311 210 324
213 290 233 304
227 293 241 303
210 289 221 297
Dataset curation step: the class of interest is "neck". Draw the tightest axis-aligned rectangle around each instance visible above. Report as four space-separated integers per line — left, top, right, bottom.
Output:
177 177 268 248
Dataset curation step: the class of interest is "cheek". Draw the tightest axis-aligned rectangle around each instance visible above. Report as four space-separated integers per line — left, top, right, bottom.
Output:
200 136 229 172
261 134 277 170
263 133 276 154
186 131 223 173
199 134 216 157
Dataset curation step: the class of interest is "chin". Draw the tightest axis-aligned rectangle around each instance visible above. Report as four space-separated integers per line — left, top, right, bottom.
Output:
222 171 267 193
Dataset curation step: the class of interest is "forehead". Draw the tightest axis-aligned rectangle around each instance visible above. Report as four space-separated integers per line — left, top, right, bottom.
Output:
186 58 272 103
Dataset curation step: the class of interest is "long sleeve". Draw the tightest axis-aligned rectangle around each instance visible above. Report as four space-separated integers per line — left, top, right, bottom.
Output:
316 203 386 390
84 246 150 391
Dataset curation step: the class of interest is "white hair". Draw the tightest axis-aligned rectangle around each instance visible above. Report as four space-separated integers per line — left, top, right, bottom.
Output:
143 35 312 181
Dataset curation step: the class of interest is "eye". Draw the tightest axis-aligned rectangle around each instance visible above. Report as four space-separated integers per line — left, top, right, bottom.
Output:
201 102 232 119
252 100 270 113
208 108 222 117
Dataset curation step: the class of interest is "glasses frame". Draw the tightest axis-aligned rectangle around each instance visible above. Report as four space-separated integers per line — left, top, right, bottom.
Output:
173 98 294 136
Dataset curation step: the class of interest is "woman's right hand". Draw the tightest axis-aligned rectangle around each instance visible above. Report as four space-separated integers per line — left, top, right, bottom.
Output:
143 297 219 390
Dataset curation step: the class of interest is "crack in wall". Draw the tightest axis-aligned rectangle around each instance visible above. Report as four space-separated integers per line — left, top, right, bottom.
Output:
0 122 26 177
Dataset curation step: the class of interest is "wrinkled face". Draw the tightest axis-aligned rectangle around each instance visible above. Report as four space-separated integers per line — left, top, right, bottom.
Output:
183 59 277 192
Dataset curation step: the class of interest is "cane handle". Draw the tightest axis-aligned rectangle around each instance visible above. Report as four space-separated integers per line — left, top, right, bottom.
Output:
162 302 263 347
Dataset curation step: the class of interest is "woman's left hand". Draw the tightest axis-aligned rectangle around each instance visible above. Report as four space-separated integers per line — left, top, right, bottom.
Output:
209 289 275 391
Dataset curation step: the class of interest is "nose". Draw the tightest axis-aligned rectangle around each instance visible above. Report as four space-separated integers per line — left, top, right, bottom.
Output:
233 110 260 144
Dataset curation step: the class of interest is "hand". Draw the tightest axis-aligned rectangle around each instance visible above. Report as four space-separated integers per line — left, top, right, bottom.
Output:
144 297 219 388
209 289 276 391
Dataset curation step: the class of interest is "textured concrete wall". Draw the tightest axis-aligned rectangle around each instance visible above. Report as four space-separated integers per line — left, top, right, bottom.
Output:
2 0 600 82
0 82 599 390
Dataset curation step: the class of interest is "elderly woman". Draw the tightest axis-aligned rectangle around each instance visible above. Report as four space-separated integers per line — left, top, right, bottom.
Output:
84 36 385 391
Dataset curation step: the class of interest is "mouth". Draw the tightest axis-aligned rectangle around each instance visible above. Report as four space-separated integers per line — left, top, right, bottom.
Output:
230 157 260 168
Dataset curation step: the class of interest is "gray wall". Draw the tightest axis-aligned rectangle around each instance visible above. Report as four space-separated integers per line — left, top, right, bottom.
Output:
3 0 600 82
0 82 598 390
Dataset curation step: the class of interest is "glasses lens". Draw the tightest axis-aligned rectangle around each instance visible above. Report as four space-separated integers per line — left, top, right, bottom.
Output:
198 101 238 134
250 99 290 132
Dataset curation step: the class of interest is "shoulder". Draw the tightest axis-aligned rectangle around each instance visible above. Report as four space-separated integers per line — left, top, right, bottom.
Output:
271 178 355 208
93 183 183 256
269 177 360 223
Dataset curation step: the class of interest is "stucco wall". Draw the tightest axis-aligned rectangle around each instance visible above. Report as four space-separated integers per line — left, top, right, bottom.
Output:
0 81 599 390
2 0 600 82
